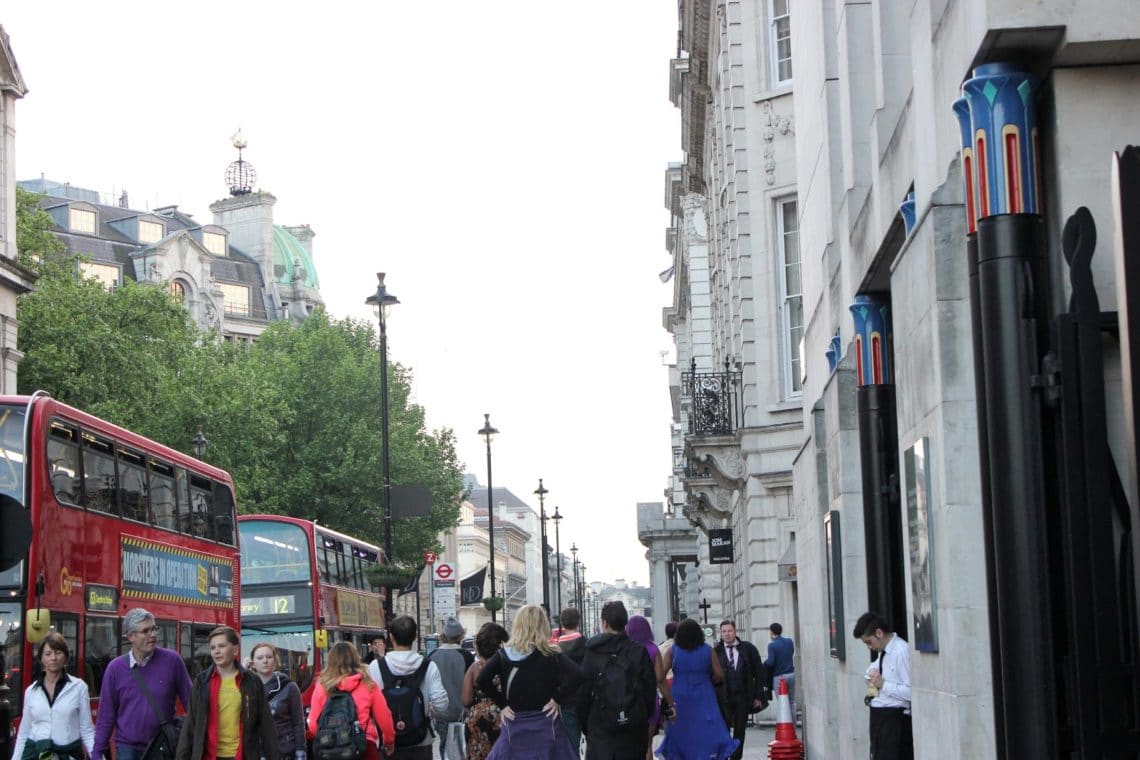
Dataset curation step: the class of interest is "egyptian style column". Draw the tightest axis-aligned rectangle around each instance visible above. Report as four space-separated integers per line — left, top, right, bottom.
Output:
850 294 907 638
650 551 672 636
953 94 1004 757
957 63 1054 757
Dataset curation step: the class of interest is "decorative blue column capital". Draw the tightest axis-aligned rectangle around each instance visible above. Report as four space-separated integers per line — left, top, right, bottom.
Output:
849 294 892 385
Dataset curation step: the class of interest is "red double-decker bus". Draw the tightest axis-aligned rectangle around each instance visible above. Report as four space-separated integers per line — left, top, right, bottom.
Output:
237 514 387 702
0 393 241 715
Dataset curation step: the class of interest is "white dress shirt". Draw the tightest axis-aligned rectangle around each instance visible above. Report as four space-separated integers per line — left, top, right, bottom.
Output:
13 673 96 760
866 634 912 711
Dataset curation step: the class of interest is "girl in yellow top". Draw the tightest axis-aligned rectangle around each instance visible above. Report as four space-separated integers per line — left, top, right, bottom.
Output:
175 626 278 760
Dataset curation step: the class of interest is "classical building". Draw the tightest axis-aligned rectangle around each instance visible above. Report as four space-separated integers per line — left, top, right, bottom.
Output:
785 1 1140 758
0 27 37 391
465 479 543 615
19 139 322 344
652 0 802 659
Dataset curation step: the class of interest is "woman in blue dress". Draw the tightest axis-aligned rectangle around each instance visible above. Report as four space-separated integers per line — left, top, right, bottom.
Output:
655 620 739 760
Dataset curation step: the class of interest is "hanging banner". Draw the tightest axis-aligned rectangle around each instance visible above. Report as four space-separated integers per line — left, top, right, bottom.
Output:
460 568 487 606
709 529 734 564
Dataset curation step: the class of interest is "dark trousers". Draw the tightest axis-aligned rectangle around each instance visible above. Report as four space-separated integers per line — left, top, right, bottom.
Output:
869 707 913 760
723 695 751 760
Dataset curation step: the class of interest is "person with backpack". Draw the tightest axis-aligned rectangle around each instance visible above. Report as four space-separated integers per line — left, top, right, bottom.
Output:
475 605 581 759
175 626 279 760
371 615 448 760
654 620 739 760
426 617 474 759
576 601 657 760
307 641 396 760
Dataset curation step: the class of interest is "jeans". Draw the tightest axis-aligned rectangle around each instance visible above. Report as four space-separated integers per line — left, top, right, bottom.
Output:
775 671 796 718
561 707 582 752
114 744 145 760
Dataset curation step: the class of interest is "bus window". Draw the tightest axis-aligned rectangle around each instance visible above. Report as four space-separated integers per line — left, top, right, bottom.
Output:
212 482 235 546
240 520 310 584
47 422 81 506
187 474 213 540
180 623 214 678
84 616 119 698
0 602 24 711
118 447 148 523
149 459 178 531
239 625 314 693
52 614 80 677
155 619 177 651
0 406 25 499
82 433 119 515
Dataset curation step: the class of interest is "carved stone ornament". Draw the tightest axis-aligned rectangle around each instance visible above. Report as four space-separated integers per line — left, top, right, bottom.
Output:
681 193 709 243
761 100 795 186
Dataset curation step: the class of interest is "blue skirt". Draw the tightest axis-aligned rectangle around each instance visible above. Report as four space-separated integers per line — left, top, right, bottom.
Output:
485 710 579 760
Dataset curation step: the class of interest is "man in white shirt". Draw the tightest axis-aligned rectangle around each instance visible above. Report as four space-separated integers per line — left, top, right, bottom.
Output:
853 611 913 760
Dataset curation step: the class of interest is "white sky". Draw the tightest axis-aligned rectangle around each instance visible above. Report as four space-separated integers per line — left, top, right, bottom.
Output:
2 3 681 586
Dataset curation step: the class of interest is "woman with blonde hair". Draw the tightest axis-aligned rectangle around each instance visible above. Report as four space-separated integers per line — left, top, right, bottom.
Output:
476 605 581 759
306 641 396 759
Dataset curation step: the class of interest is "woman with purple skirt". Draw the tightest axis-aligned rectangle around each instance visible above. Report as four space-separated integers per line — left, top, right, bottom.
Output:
626 616 664 760
477 605 583 759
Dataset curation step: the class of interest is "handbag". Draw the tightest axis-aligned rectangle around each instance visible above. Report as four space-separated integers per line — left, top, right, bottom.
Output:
128 665 184 760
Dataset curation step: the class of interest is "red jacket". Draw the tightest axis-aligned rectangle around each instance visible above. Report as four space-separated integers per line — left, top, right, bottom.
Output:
306 673 396 749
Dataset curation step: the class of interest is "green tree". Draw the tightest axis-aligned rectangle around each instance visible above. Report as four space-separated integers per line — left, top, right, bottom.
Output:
14 187 67 276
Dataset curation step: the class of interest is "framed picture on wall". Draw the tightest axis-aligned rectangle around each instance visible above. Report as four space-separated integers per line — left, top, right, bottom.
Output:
905 437 938 652
826 510 845 660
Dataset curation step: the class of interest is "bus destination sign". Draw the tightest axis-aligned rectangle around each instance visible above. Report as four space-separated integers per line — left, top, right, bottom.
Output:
241 594 296 616
86 583 118 612
120 535 234 608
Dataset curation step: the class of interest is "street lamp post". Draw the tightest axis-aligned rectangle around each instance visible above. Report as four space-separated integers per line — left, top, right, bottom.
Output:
365 273 399 616
552 506 563 617
191 430 209 460
570 544 579 607
478 414 500 622
579 563 588 633
535 480 550 616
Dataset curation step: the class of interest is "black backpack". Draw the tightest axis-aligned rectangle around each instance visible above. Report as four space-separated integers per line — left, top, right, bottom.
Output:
313 689 368 760
590 643 648 732
376 658 432 747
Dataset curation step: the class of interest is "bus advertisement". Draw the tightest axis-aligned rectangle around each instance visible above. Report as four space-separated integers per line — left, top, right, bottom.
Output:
0 393 242 716
237 514 387 703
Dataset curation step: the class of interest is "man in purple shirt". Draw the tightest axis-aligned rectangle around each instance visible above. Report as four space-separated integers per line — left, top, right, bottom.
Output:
92 608 193 760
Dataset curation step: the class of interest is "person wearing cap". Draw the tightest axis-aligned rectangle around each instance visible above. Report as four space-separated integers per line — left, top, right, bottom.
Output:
428 617 474 759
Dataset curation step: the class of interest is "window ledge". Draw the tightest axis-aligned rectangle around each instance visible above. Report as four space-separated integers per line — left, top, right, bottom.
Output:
766 399 803 413
753 84 793 104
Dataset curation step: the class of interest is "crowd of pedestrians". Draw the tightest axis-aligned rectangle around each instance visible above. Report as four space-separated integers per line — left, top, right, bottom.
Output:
15 604 809 760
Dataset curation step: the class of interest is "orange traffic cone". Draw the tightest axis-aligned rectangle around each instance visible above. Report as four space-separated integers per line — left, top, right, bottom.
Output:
767 676 804 759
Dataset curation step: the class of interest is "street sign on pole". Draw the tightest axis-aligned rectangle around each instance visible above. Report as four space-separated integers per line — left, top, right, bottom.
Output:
423 551 438 564
433 562 457 624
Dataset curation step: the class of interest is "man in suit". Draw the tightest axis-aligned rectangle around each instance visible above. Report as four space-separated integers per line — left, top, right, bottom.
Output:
714 620 769 760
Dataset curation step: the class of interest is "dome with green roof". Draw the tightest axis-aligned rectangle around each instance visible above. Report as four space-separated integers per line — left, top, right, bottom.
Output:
272 225 320 288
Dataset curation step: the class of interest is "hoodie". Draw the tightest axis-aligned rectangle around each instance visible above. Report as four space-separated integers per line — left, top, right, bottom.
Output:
368 651 449 748
306 672 396 750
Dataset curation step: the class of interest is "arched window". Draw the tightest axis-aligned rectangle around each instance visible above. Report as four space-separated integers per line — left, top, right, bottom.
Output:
170 280 186 302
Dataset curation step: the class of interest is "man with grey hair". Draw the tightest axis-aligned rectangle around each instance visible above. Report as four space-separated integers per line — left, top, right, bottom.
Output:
93 608 193 760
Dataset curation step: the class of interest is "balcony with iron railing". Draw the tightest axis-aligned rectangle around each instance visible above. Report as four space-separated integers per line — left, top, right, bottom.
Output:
680 359 743 436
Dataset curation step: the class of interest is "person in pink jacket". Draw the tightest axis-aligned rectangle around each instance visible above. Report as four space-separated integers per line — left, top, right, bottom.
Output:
307 641 396 758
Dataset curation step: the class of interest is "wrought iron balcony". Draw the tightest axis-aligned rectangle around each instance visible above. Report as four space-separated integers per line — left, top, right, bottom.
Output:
681 360 743 436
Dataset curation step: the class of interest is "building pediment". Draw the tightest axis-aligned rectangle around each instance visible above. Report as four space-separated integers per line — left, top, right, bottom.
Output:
0 27 27 97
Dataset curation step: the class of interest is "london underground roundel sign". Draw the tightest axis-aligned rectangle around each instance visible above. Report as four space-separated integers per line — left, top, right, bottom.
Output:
434 563 454 581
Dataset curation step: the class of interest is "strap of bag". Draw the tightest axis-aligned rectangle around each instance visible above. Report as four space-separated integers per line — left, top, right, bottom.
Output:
127 659 172 725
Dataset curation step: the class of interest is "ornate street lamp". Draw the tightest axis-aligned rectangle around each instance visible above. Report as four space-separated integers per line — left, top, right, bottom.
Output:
535 479 550 616
365 273 399 615
191 430 209 460
552 506 563 618
478 414 500 622
570 544 580 608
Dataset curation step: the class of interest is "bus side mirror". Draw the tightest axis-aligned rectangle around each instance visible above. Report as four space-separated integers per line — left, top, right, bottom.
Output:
0 495 32 572
25 608 50 644
314 629 328 649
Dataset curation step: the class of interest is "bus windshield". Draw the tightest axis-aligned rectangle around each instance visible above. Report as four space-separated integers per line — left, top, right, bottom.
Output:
240 624 314 693
240 520 311 584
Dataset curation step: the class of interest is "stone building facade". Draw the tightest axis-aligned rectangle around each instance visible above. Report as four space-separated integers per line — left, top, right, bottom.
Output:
0 27 37 391
654 0 802 657
786 0 1140 757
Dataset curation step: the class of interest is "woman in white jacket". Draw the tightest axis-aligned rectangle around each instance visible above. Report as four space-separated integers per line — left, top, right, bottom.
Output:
13 632 95 760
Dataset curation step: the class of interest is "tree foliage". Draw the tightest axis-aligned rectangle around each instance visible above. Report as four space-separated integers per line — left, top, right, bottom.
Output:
15 205 463 566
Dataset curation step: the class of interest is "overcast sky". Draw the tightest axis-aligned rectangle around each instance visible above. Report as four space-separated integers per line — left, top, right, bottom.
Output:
3 3 681 586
